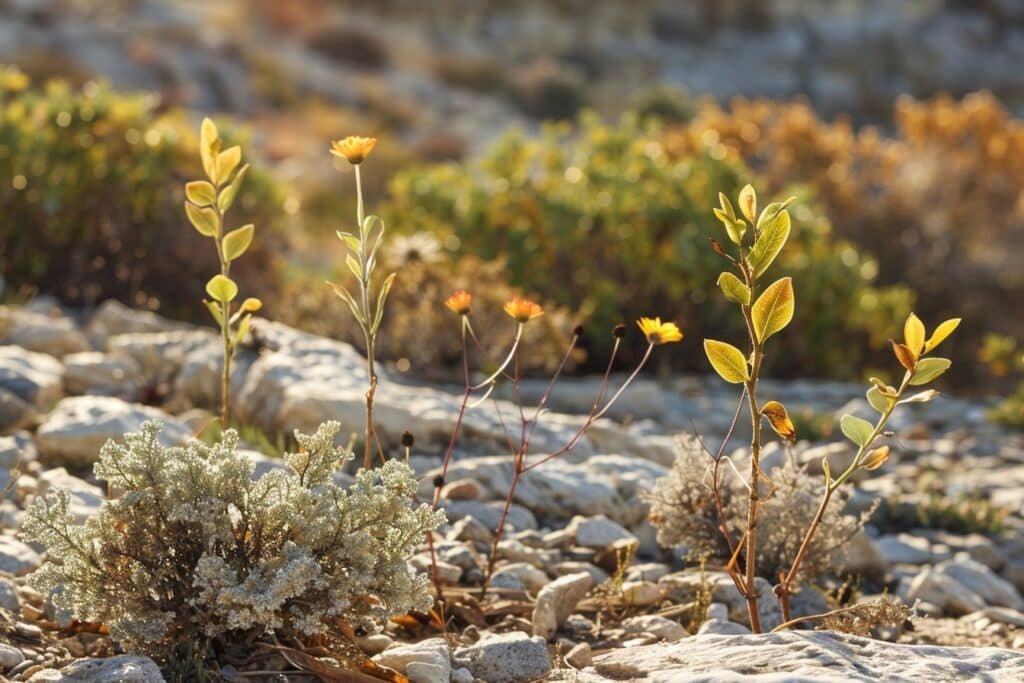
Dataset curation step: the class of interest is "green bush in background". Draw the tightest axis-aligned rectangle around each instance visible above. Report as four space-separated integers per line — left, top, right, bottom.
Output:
0 76 289 319
384 112 911 377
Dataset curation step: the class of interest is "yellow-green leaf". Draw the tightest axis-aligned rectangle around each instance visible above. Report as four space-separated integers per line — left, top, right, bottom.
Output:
234 313 252 346
205 274 238 303
840 414 874 447
346 254 362 280
185 181 216 206
748 208 790 277
204 299 224 327
337 231 362 253
200 117 220 180
718 192 736 222
924 318 961 353
214 146 242 185
372 272 397 334
909 357 951 385
751 277 794 343
185 202 218 237
327 281 365 325
904 313 925 356
217 163 248 213
866 386 890 414
738 184 757 223
716 272 750 305
222 224 254 262
704 339 749 384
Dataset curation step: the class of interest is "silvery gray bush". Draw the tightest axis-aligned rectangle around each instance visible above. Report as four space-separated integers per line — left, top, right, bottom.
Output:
21 421 443 656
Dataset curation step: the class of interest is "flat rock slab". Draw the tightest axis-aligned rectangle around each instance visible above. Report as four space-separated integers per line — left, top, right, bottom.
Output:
552 631 1024 682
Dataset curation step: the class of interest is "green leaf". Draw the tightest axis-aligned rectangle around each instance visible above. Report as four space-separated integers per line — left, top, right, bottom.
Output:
185 181 216 206
185 202 218 237
748 208 791 277
716 272 750 305
234 313 252 346
346 254 363 280
372 272 396 334
327 281 365 325
200 118 220 180
718 193 736 222
205 274 238 303
840 414 874 447
738 184 757 223
866 386 890 414
755 198 795 230
703 339 749 384
214 146 242 185
204 300 224 327
217 163 248 213
222 224 254 262
909 357 951 385
751 277 794 343
336 231 362 253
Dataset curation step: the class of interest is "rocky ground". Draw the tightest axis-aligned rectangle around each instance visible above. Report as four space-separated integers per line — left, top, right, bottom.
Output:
0 297 1023 681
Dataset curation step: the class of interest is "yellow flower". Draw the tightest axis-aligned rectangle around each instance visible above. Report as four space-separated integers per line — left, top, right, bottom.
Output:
445 290 472 316
637 317 683 345
503 297 543 323
330 136 377 165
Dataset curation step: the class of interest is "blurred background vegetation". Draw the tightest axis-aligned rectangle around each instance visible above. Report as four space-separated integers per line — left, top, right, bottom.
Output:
1 0 1022 418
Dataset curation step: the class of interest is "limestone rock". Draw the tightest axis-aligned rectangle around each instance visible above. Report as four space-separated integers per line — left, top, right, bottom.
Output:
453 631 552 683
35 396 191 466
533 572 594 639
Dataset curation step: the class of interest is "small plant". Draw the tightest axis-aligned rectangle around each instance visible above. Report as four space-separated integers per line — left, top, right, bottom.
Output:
20 421 443 661
773 312 960 623
432 295 682 599
685 184 960 631
649 440 868 596
327 136 396 469
700 184 799 632
184 118 262 428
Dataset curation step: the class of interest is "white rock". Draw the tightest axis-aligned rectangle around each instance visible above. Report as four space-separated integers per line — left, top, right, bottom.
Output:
490 562 550 593
0 642 24 670
533 571 594 639
373 638 450 677
877 533 933 565
623 614 687 641
62 352 142 399
0 536 42 575
621 580 661 606
33 654 164 682
565 642 592 668
453 631 551 683
0 307 90 358
450 668 474 683
838 530 888 577
570 515 637 548
405 661 449 683
235 320 592 455
697 618 751 635
906 557 1024 615
705 602 729 622
84 300 186 348
0 345 64 410
574 630 1024 681
107 329 212 389
35 396 191 466
0 576 20 612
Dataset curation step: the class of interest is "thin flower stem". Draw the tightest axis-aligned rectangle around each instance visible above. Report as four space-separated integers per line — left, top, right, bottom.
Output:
522 333 579 447
470 324 524 390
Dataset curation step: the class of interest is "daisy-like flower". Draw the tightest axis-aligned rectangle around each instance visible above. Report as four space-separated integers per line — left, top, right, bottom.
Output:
330 136 377 165
445 290 472 316
637 317 683 345
503 297 543 323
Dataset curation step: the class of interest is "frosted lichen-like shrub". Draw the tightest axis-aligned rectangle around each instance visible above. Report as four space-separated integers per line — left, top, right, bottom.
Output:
21 421 444 655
